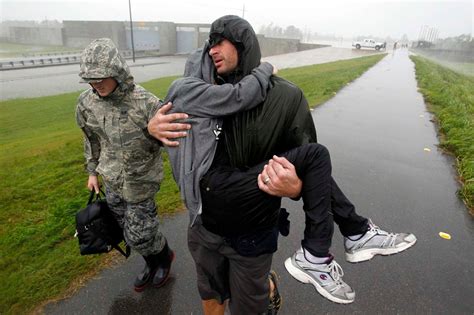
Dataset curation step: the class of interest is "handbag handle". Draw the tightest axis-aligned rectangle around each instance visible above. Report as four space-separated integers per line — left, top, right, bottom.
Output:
87 189 106 205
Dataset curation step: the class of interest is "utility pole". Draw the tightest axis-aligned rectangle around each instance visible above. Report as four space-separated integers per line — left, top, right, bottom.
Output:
128 0 136 63
242 4 245 18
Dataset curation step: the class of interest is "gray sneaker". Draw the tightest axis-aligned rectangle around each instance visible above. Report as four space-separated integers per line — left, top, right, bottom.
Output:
284 247 355 304
345 220 417 263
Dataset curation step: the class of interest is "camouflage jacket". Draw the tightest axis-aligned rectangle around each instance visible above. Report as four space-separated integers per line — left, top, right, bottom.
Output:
76 38 163 203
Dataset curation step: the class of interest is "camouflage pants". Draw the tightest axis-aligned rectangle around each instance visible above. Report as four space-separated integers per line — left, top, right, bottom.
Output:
105 188 166 256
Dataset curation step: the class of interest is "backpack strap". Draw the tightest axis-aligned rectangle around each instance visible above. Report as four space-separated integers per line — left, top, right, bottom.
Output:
87 189 107 205
112 242 131 258
89 224 131 258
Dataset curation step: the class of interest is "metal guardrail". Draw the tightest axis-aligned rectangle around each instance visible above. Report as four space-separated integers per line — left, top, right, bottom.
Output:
0 55 80 69
18 50 83 58
0 50 161 70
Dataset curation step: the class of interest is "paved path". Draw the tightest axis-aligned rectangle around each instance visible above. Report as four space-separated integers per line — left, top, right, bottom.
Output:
44 49 474 314
0 47 380 101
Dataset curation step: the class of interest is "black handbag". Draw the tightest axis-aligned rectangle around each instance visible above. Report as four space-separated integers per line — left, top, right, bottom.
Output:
75 190 130 257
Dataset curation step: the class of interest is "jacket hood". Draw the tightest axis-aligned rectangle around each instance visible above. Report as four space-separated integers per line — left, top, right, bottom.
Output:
183 43 215 84
79 38 134 93
208 15 261 83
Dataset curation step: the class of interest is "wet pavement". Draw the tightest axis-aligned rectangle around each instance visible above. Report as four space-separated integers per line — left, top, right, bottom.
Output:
0 47 381 101
44 49 474 314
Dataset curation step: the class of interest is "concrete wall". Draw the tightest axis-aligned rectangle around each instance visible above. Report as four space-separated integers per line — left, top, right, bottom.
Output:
63 21 176 55
157 22 177 55
176 30 197 54
0 21 63 44
298 43 330 51
8 26 63 46
1 20 327 58
178 32 323 57
0 21 15 41
124 22 159 51
63 21 127 49
257 35 325 57
258 35 299 57
175 23 210 54
63 21 177 54
198 31 209 49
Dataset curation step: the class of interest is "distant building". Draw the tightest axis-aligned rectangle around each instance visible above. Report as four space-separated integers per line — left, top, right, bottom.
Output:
0 20 325 57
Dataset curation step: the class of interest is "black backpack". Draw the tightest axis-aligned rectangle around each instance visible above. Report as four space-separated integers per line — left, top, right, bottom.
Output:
75 191 130 257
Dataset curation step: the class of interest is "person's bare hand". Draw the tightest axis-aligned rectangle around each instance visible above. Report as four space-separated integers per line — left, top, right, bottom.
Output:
147 102 191 147
257 156 302 198
272 65 278 75
87 175 100 194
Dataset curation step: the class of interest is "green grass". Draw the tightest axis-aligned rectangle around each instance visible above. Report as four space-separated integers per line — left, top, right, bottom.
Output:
411 56 474 213
280 54 386 107
411 52 474 77
436 61 474 77
0 55 384 314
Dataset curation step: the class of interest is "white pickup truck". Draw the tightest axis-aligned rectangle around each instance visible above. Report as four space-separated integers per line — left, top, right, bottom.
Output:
352 39 385 51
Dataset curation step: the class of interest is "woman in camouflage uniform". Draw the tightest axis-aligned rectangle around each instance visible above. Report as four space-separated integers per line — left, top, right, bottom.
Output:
75 38 173 292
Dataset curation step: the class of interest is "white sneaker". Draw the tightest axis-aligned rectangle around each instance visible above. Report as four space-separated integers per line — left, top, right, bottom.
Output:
284 247 355 304
345 220 417 263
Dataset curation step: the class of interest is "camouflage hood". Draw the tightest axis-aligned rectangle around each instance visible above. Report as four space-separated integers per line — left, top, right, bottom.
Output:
79 38 134 94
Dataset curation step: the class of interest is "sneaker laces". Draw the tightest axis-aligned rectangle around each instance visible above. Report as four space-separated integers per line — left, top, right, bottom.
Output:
299 250 345 282
296 251 350 296
327 259 345 288
368 221 397 247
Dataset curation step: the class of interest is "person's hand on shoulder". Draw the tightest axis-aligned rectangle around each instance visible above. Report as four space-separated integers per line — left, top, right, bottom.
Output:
147 102 191 147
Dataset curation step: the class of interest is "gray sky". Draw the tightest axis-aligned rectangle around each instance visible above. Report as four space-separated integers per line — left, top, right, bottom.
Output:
1 0 472 39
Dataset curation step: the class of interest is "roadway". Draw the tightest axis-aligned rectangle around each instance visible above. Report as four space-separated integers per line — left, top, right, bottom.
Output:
0 47 380 101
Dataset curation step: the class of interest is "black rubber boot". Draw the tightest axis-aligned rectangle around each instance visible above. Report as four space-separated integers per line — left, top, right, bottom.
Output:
151 242 175 288
133 243 175 292
134 255 157 292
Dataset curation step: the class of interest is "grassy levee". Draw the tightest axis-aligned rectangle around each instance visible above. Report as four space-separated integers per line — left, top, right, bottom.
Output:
410 56 474 213
0 53 385 314
279 54 386 108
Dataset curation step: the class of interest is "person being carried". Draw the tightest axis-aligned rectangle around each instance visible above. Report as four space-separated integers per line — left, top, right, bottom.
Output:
76 38 174 293
149 15 416 312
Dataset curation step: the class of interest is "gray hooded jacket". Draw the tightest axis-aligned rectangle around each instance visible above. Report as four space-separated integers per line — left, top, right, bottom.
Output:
164 43 273 224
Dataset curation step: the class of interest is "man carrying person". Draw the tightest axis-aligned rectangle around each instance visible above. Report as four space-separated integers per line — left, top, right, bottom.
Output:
149 15 416 313
76 38 174 293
